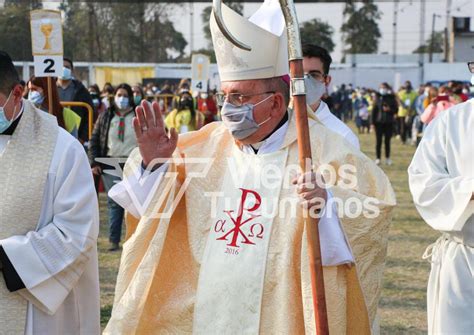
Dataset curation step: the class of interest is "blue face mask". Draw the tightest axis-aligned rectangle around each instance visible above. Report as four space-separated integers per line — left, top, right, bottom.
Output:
28 90 45 107
134 95 142 105
61 67 72 80
115 96 130 110
0 91 16 133
220 94 273 140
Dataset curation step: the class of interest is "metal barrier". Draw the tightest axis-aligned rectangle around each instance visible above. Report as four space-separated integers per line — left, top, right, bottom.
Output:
60 101 94 140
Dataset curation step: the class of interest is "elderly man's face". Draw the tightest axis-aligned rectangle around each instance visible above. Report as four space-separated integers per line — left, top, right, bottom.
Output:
220 79 287 145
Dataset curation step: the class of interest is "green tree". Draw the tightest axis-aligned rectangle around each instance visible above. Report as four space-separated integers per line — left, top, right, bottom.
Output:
341 0 381 58
0 1 42 61
59 2 186 62
300 18 335 53
412 31 444 53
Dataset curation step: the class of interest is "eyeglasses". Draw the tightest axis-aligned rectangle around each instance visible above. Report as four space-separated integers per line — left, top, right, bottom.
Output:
468 62 474 74
215 91 275 107
305 71 328 82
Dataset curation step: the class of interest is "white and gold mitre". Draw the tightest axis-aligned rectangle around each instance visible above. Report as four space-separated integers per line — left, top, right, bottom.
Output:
210 0 289 82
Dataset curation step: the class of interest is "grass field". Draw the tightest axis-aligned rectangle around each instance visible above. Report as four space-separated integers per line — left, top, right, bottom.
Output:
97 124 437 333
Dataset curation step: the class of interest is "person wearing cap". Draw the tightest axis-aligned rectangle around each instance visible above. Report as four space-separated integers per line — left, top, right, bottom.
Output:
104 2 395 334
408 62 474 334
0 51 100 333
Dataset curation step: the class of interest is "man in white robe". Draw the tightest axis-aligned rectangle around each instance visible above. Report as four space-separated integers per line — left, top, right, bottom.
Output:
302 44 360 149
408 94 473 333
104 3 395 334
0 51 100 334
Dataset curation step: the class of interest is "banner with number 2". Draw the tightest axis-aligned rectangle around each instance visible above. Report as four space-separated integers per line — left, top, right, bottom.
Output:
30 10 63 77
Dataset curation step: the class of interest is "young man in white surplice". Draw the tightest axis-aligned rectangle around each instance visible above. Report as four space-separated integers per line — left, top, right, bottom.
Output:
408 62 474 334
0 51 100 335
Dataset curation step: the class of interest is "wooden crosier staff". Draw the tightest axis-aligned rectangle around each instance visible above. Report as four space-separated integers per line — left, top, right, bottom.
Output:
212 0 329 333
47 76 53 114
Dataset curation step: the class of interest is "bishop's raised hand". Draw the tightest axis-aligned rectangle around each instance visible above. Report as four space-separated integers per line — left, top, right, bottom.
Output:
133 100 178 169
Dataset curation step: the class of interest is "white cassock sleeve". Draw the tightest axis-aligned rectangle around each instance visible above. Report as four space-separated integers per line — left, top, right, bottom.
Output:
319 189 354 266
109 163 169 219
0 138 99 315
408 114 474 232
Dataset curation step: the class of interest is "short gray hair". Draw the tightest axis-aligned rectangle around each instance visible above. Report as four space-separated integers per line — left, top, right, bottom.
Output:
258 77 290 107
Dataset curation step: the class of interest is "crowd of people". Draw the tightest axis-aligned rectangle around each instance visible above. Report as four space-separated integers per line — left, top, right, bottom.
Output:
323 79 473 165
14 54 473 251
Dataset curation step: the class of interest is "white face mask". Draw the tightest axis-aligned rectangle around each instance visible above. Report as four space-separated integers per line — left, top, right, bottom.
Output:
304 75 326 107
220 94 273 140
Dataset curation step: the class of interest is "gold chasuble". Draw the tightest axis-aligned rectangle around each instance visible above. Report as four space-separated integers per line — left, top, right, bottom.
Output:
105 111 396 334
0 101 58 334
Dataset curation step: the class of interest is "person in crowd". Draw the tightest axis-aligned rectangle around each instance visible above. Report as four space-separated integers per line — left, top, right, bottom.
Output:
160 83 173 95
89 84 106 118
144 83 155 97
302 43 360 148
415 84 430 115
197 90 218 125
101 82 115 110
88 84 106 192
421 86 456 126
330 85 343 119
177 78 191 92
367 90 378 132
0 50 100 334
57 57 94 144
408 62 473 334
396 80 418 145
451 81 469 103
132 84 145 106
354 90 370 134
172 80 192 110
321 89 334 111
412 83 430 145
89 83 137 251
336 84 352 122
165 90 204 133
159 83 174 113
462 83 473 99
423 85 437 109
372 83 398 166
28 76 81 139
